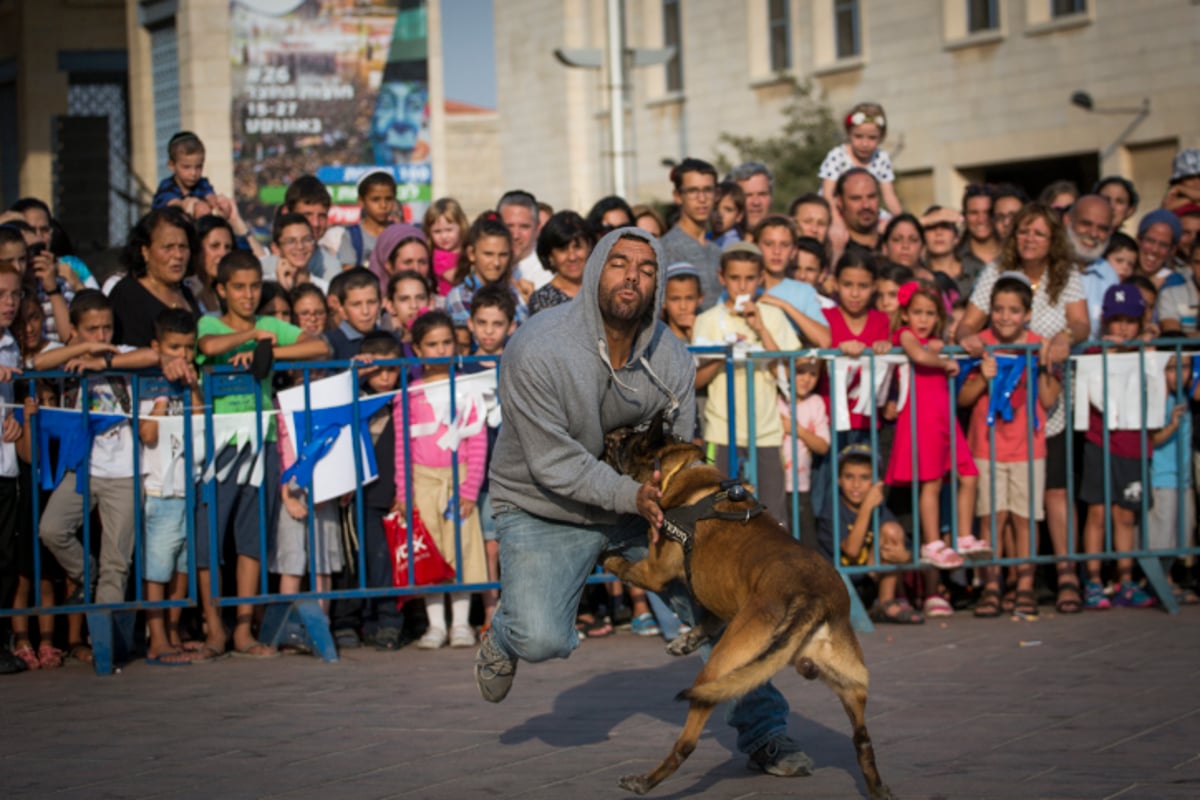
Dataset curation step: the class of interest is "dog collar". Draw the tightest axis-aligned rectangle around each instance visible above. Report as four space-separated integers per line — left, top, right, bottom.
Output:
660 479 766 591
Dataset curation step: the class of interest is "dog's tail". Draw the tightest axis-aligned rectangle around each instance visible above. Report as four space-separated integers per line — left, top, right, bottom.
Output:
678 599 818 706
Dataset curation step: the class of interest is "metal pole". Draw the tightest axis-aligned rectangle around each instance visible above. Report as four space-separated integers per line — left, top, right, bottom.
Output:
606 0 627 198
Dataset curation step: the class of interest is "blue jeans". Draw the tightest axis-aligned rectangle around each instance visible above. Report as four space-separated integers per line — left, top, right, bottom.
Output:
488 507 791 755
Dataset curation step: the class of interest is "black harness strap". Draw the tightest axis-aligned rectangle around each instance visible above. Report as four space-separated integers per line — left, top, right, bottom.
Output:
659 479 766 593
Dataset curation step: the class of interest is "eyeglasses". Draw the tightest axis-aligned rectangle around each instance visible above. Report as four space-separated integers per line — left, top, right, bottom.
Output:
680 186 715 198
0 288 25 305
280 236 315 248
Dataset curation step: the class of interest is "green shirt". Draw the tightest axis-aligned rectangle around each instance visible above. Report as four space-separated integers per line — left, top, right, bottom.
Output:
197 315 304 440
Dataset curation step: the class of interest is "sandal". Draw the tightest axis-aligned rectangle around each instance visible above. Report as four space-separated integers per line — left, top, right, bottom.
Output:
974 588 1003 618
871 598 925 625
66 643 94 666
37 644 64 669
1013 589 1039 617
12 644 39 671
1056 580 1084 614
583 617 614 638
1173 585 1200 606
1001 590 1016 614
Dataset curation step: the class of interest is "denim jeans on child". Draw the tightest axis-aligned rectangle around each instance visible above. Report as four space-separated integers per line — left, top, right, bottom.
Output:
487 506 791 756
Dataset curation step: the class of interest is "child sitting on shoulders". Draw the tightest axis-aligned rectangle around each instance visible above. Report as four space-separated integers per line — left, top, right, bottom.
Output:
819 102 903 218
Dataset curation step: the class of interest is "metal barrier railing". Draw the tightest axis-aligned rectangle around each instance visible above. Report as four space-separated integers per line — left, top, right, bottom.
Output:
3 338 1195 674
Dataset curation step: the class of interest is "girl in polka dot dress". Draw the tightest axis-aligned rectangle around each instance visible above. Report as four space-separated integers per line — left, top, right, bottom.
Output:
819 101 904 218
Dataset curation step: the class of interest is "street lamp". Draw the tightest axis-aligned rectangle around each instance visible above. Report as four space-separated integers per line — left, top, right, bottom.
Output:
554 0 674 199
1069 91 1151 161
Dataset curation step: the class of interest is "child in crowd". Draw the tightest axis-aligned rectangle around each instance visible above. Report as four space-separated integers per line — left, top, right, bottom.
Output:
778 357 831 542
445 214 527 326
325 268 384 361
0 224 71 344
874 262 913 333
269 213 326 293
885 283 979 589
945 297 969 344
195 251 330 658
709 181 746 249
958 276 1059 618
424 197 470 297
385 270 432 347
137 309 205 664
793 236 836 309
340 171 398 269
789 193 833 245
1080 285 1159 610
1148 339 1198 605
150 131 233 218
818 444 919 624
1124 275 1160 338
454 323 473 356
290 283 330 337
661 262 703 343
754 216 832 348
1103 232 1140 280
465 283 515 628
819 102 904 218
393 310 488 649
278 175 339 277
33 291 158 608
257 281 293 326
693 242 801 522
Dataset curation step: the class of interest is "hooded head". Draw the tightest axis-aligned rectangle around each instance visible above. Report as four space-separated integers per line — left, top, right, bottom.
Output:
573 226 668 366
368 222 427 289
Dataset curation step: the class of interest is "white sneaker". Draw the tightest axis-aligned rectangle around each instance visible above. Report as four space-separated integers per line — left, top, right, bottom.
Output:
449 624 476 648
416 626 448 650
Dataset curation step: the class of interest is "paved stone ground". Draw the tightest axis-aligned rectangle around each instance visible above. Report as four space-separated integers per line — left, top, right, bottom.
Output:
2 606 1198 799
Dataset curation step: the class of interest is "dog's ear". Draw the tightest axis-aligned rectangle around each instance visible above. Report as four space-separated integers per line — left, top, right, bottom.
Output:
647 409 667 449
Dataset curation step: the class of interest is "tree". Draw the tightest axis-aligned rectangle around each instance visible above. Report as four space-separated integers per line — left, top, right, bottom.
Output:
714 79 842 211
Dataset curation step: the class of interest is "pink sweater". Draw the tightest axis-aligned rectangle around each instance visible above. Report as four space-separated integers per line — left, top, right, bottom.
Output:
393 378 487 503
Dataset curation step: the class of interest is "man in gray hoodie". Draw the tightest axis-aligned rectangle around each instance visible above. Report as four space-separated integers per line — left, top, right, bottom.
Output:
477 227 813 778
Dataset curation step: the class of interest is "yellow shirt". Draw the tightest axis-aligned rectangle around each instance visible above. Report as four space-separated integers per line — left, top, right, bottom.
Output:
693 302 800 447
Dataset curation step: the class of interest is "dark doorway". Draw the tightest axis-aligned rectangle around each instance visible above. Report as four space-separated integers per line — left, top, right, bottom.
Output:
54 116 111 253
980 152 1099 203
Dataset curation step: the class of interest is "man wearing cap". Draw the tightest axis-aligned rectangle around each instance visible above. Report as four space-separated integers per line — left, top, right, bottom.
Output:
1163 149 1200 213
1137 208 1183 285
1068 195 1117 339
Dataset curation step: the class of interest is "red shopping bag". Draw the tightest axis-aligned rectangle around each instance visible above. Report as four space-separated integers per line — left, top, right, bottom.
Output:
384 509 456 608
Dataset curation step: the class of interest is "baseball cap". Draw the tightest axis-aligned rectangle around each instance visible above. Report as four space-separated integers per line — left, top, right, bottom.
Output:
1102 284 1146 322
1169 149 1200 185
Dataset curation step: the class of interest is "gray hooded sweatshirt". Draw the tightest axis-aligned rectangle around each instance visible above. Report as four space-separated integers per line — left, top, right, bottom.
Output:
488 227 697 526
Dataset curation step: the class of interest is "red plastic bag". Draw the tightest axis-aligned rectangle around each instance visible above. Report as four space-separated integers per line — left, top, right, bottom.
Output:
384 509 456 608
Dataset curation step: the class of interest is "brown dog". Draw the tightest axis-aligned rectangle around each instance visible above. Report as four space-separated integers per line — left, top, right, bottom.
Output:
601 423 892 798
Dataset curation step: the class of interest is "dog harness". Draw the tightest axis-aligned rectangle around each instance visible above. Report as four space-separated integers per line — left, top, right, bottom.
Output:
660 478 766 592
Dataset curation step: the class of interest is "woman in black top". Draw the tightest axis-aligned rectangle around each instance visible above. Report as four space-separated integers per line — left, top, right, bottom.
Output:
111 208 201 347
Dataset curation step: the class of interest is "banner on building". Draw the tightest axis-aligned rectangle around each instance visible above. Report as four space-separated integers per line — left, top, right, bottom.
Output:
230 0 431 239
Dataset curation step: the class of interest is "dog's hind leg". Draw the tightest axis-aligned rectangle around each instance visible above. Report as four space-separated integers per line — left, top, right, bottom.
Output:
803 622 893 800
618 700 717 795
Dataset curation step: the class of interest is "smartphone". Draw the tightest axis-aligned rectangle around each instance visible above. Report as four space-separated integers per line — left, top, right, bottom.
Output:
27 242 46 259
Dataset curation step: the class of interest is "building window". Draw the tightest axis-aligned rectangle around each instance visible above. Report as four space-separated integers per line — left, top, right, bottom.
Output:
1051 0 1086 16
662 0 683 92
834 0 861 59
768 0 791 72
148 21 180 185
967 0 999 32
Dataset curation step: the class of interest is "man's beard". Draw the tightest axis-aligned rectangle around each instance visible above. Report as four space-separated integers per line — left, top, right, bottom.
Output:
599 282 653 324
1068 226 1106 263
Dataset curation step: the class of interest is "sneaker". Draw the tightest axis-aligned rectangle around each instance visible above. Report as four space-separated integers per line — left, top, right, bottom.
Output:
1111 581 1157 608
1084 581 1111 611
920 541 964 570
475 631 518 703
956 535 993 559
747 733 815 777
373 627 404 651
449 624 476 648
922 595 954 618
334 628 361 650
630 612 661 637
416 626 448 650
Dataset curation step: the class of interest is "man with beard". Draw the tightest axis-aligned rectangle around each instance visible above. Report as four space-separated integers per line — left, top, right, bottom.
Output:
834 168 882 254
1069 195 1117 338
476 228 817 778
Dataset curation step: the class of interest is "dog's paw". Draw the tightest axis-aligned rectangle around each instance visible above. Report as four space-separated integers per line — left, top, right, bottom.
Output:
869 784 897 800
618 773 652 795
665 630 707 656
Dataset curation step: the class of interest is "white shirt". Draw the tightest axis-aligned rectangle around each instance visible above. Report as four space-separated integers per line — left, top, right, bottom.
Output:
515 251 553 291
0 328 19 478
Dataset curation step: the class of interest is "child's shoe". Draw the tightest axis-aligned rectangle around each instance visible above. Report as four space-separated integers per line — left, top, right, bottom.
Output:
1083 581 1111 610
448 624 476 648
922 595 954 618
416 626 448 650
630 612 661 637
1111 581 1157 608
920 541 964 570
956 535 993 559
11 645 39 671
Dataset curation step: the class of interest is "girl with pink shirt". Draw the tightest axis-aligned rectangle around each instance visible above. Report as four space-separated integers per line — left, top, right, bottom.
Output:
424 198 469 298
393 310 488 649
